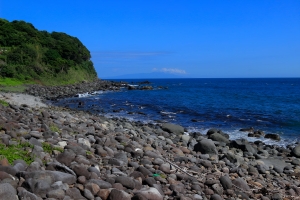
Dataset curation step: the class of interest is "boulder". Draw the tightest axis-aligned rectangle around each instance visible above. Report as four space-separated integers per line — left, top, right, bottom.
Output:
88 179 112 189
208 132 230 144
0 183 18 200
220 175 232 190
230 139 257 154
56 149 76 166
292 145 300 158
108 189 131 200
232 178 250 191
194 139 217 155
264 133 280 141
17 187 41 200
114 176 135 189
133 187 163 200
258 158 288 173
111 152 128 166
207 128 229 138
161 123 184 135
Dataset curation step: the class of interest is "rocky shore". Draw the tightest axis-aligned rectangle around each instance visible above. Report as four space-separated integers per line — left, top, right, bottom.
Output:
25 79 127 100
1 82 300 199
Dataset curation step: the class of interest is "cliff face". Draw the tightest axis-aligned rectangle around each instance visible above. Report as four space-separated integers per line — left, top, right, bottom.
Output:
0 18 97 85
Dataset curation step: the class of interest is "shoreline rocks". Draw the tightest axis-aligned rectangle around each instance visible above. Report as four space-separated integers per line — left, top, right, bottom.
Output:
0 86 300 199
25 79 127 100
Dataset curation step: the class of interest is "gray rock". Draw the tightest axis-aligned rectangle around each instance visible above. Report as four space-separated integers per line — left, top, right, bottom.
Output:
47 189 65 199
212 184 223 195
29 137 42 146
224 152 244 165
108 189 131 200
30 131 43 139
292 145 300 158
181 135 191 143
210 194 223 200
230 139 257 154
232 178 250 191
19 171 76 185
129 171 145 180
51 181 69 191
66 188 86 200
85 182 100 195
133 187 163 200
258 158 288 174
0 165 18 176
144 177 156 187
56 149 76 166
26 161 42 172
271 193 282 200
13 162 26 172
88 167 101 177
84 188 94 200
160 163 171 174
194 139 217 155
26 179 51 198
17 187 42 200
111 152 128 166
72 164 90 178
208 133 230 144
65 145 86 156
115 176 135 189
153 158 165 165
144 151 161 158
0 183 18 200
161 123 184 135
264 133 280 141
88 179 112 189
137 166 152 177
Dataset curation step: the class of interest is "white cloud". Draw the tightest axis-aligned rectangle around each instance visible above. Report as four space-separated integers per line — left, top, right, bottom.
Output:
153 68 187 74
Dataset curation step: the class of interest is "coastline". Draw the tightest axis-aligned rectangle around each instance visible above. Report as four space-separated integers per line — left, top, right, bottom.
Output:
1 83 300 199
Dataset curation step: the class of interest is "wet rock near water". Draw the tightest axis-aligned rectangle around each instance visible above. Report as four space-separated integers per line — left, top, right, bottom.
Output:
0 93 300 199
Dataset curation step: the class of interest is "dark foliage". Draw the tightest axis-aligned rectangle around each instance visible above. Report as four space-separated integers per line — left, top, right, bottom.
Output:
0 18 97 82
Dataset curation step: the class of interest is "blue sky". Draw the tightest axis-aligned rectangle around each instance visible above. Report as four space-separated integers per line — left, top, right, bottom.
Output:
1 0 299 78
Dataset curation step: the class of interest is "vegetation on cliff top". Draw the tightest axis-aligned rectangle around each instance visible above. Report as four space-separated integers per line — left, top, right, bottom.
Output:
0 18 97 85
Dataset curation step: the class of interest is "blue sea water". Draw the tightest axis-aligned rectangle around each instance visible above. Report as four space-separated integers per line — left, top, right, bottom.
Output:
51 78 300 146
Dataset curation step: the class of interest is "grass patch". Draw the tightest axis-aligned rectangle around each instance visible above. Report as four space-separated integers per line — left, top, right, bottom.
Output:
42 142 63 154
0 78 25 86
0 142 34 165
49 124 60 133
120 142 127 146
0 99 9 106
0 78 30 92
39 68 96 86
0 85 27 93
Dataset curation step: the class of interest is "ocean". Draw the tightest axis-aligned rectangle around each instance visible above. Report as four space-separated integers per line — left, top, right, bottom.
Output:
51 78 300 146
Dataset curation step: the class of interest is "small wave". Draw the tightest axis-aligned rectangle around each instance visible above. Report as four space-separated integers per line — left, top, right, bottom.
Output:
160 111 177 115
91 91 103 95
239 118 251 121
76 92 90 98
76 91 104 98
